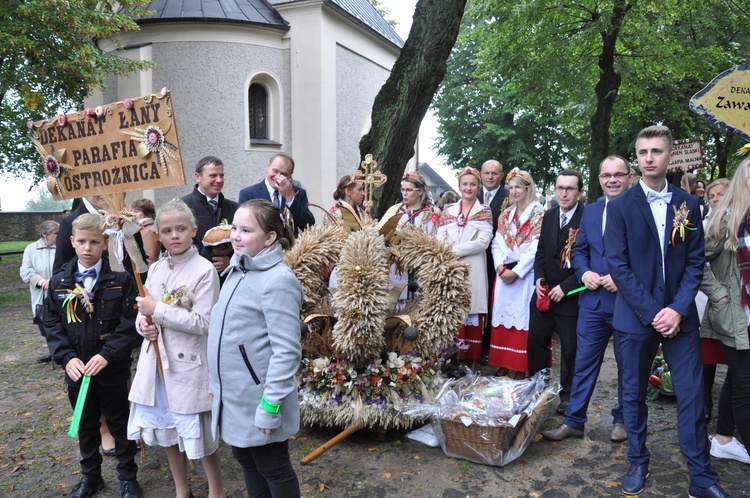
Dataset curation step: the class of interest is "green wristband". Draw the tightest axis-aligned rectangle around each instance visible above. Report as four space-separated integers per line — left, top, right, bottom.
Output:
260 397 281 414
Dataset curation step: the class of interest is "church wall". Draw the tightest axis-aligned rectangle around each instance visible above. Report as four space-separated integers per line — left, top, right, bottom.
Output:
149 41 292 206
335 44 390 181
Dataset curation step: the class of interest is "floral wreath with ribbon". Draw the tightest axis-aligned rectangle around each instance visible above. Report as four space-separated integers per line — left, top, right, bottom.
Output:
455 167 481 183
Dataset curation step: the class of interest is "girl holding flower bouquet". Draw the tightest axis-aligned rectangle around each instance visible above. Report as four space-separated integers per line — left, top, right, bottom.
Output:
208 199 302 498
128 199 223 498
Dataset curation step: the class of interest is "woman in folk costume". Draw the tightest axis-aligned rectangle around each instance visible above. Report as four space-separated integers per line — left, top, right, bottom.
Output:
324 174 366 225
393 172 443 234
488 168 545 377
437 167 494 368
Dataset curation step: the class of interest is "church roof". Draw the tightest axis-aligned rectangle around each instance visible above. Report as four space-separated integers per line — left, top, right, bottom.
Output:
325 0 403 48
134 0 289 29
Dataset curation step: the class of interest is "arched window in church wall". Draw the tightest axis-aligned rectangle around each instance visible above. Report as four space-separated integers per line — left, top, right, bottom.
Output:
245 71 283 149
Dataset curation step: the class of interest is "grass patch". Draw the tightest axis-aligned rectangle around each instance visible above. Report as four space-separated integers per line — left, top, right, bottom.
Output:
0 240 33 252
0 291 28 306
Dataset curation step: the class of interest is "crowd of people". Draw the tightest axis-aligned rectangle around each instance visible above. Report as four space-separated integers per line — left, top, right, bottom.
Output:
19 127 749 497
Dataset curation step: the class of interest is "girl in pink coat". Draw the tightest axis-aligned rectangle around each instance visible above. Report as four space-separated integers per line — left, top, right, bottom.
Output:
128 199 223 498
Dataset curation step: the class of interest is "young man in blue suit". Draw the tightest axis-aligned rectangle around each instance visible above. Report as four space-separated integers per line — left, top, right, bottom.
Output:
604 126 727 498
542 155 631 443
238 153 315 235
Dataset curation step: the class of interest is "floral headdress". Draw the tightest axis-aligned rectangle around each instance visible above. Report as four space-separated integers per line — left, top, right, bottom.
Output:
507 167 531 186
455 167 481 183
402 171 425 188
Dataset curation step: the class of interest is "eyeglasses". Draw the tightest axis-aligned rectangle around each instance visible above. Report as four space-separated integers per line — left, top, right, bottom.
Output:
400 188 420 193
555 186 579 194
599 172 630 179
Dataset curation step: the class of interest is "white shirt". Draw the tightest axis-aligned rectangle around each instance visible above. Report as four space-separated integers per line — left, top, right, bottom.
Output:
264 179 295 208
640 179 669 281
197 187 219 205
560 204 578 228
76 259 103 291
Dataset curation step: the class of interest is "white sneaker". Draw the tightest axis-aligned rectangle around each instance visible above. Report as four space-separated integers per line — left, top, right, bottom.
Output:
710 436 750 464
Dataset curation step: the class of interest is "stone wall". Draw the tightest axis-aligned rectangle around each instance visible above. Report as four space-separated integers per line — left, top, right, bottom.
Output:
0 212 68 242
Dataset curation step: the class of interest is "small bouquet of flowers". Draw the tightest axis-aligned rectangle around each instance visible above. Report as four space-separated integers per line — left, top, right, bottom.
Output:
160 285 195 310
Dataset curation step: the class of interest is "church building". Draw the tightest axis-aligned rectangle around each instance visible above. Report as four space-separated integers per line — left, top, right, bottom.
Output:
88 0 403 212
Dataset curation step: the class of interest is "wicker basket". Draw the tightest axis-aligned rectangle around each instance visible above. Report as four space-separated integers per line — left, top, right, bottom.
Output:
439 413 528 462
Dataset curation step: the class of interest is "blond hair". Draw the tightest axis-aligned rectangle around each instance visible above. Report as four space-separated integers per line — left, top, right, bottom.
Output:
156 199 196 231
705 157 750 251
71 213 104 235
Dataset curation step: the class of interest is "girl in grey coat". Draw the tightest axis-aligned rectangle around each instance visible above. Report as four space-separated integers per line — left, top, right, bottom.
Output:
208 199 303 498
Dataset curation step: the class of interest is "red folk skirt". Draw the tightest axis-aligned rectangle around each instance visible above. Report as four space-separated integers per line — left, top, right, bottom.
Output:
488 325 528 373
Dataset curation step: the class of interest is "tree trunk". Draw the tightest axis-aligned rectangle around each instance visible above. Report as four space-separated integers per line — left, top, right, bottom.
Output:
359 0 468 218
586 0 634 202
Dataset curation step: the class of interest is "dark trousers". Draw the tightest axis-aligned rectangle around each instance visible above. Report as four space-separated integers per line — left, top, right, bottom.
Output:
616 328 718 488
67 381 137 481
232 441 300 498
720 345 750 445
527 305 578 399
563 306 623 430
716 371 736 437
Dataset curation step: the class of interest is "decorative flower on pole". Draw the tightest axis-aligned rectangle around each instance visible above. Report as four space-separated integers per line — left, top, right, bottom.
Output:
33 141 73 197
121 118 179 175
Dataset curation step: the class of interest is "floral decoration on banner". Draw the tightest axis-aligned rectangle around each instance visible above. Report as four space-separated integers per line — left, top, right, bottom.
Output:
160 285 195 310
62 285 95 323
671 202 696 246
560 228 579 269
297 353 441 410
33 142 73 197
121 119 179 176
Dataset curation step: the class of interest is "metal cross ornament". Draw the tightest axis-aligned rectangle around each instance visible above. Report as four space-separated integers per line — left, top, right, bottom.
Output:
351 154 387 218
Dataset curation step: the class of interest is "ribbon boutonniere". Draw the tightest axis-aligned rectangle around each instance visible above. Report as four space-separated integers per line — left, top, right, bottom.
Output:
561 228 579 269
61 285 95 323
160 285 195 310
671 202 696 246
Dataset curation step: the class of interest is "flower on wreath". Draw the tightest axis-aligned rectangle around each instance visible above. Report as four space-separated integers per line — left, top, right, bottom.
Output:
455 166 481 182
671 202 696 246
84 108 95 117
56 114 68 127
402 171 425 186
560 228 579 269
507 167 531 185
26 119 35 130
123 98 134 110
36 143 73 197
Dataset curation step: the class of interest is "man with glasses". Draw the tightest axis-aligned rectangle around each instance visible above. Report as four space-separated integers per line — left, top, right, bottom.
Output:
542 156 632 443
528 169 584 414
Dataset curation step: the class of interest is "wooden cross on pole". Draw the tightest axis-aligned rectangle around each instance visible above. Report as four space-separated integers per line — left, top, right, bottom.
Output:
351 154 387 219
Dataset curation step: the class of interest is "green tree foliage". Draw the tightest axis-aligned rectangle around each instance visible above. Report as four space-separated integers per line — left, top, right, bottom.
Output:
0 0 154 179
360 0 468 216
435 0 750 200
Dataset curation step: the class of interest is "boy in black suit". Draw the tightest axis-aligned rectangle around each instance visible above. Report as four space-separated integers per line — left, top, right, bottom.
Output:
45 214 143 498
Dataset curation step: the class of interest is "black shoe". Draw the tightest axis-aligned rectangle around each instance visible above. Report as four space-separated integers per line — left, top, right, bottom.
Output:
101 447 116 457
556 400 569 415
67 475 105 498
541 423 584 441
120 480 143 498
37 354 52 363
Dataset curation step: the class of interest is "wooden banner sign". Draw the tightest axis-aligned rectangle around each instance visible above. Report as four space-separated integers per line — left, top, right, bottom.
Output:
28 89 185 200
690 65 750 142
667 137 706 172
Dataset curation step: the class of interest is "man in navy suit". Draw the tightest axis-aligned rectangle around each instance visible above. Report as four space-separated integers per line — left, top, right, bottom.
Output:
238 153 315 235
541 155 631 443
528 169 584 408
604 126 727 498
479 159 509 363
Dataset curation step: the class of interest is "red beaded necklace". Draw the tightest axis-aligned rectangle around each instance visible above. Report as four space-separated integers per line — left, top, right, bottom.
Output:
456 200 476 228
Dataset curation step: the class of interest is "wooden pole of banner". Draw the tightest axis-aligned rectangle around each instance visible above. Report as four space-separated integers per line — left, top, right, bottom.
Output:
129 259 165 379
300 419 364 465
